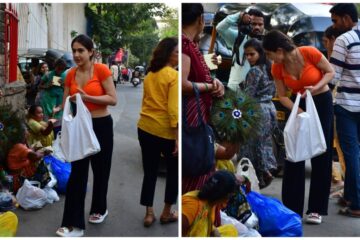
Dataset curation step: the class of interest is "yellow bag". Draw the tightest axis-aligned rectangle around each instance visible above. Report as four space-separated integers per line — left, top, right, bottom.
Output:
218 224 238 237
216 159 235 173
0 211 18 237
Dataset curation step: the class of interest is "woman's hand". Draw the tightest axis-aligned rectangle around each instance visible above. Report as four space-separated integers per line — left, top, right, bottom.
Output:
211 54 222 66
211 78 225 97
302 85 319 97
70 88 88 102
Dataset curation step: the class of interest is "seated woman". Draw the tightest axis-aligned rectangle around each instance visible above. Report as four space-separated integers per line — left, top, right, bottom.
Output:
6 127 48 193
26 105 57 147
182 170 243 237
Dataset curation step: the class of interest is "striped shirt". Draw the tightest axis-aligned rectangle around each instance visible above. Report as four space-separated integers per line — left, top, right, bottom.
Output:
330 24 360 112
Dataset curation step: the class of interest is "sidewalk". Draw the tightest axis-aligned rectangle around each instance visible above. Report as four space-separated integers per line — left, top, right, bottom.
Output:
260 161 360 237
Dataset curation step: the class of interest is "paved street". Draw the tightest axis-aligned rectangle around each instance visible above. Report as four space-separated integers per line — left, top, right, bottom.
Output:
261 160 360 237
14 82 179 237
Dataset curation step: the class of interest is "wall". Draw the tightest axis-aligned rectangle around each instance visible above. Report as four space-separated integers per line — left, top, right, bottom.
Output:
0 3 26 112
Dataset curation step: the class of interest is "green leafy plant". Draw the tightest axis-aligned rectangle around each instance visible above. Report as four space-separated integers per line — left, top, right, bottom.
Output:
0 104 25 165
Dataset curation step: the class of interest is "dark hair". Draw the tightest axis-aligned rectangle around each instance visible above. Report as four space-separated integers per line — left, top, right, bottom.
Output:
244 38 272 79
27 105 42 118
232 10 265 67
36 62 48 76
262 30 296 53
244 38 266 66
248 8 264 18
198 170 237 202
54 58 66 68
330 3 358 23
71 34 94 60
324 25 345 39
182 3 204 26
147 37 178 73
244 38 272 78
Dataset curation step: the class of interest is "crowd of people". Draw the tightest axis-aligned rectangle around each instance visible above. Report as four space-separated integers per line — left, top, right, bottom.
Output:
181 2 360 237
1 1 360 238
0 32 179 237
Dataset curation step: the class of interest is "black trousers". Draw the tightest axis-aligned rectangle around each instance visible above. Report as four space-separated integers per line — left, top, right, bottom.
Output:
282 90 333 217
138 128 178 207
61 115 113 230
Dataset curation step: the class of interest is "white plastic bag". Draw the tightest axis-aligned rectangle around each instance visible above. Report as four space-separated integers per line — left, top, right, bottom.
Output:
61 93 101 162
43 187 60 203
236 157 260 192
220 211 249 236
16 180 48 210
284 90 327 162
52 132 66 162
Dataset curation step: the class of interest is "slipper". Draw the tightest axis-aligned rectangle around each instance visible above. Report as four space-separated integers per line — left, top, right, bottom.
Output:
144 212 156 227
338 207 360 218
89 210 108 224
337 197 351 207
56 227 84 237
160 211 178 224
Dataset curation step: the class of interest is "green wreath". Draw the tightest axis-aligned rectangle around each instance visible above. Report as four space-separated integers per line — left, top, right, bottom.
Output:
0 104 25 165
211 89 261 143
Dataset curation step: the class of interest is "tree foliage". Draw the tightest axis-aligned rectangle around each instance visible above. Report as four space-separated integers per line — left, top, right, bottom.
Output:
85 3 170 65
158 8 178 39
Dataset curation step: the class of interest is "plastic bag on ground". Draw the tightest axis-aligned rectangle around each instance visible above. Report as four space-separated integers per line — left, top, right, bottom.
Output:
246 191 302 237
16 179 48 210
43 186 60 203
44 155 71 194
220 211 253 236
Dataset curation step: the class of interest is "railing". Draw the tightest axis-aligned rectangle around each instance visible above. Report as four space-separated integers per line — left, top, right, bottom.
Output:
4 3 18 83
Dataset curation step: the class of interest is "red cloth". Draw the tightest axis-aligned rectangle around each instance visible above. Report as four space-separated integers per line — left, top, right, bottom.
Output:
121 68 128 75
182 35 213 127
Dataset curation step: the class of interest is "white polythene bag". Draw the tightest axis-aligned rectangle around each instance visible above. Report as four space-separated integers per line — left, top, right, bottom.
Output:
61 93 101 162
52 132 66 162
283 90 327 162
16 180 48 210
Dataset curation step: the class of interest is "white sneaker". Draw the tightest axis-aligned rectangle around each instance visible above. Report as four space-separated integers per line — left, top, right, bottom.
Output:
56 227 84 237
89 209 108 224
306 213 322 224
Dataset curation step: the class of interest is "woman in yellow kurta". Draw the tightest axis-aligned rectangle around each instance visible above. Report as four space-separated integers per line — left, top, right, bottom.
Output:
137 37 179 227
26 105 56 147
182 170 239 237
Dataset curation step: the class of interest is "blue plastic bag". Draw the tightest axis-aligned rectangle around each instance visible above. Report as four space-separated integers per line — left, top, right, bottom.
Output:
44 155 71 194
246 191 303 237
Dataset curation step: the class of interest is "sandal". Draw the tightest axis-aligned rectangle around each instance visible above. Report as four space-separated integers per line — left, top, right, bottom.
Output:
89 210 108 224
144 211 156 227
56 226 84 237
339 207 360 218
160 211 178 224
305 213 322 224
337 197 351 207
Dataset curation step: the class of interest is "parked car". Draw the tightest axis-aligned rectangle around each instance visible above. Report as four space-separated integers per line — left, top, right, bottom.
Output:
270 3 333 56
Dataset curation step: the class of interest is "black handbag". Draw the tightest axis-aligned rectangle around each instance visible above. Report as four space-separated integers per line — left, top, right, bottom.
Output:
182 82 215 177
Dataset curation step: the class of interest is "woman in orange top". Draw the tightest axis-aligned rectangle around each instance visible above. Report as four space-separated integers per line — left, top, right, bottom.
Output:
56 34 117 237
262 30 335 225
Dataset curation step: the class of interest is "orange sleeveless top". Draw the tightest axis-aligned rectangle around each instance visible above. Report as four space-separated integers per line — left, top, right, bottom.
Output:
272 46 323 94
65 63 112 111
